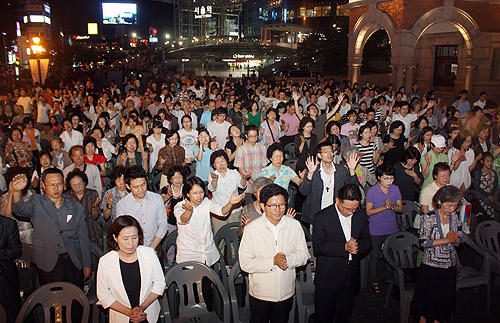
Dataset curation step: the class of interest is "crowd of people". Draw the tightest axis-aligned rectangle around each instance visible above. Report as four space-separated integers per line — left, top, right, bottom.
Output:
0 70 499 323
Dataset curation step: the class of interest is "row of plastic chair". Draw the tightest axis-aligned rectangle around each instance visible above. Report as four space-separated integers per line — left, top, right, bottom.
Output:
382 230 492 323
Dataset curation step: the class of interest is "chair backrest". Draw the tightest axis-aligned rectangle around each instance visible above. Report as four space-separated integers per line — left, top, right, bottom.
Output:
90 242 103 259
284 142 296 160
162 230 178 271
284 159 297 171
164 261 230 323
15 282 90 323
0 304 6 323
383 232 420 270
475 221 500 254
397 200 420 231
297 241 315 285
152 171 163 193
214 222 240 267
16 243 33 269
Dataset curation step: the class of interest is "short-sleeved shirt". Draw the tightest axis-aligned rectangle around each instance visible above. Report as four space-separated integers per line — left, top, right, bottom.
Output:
340 123 360 145
259 164 297 190
420 150 448 189
234 142 267 192
366 183 401 235
100 187 129 221
178 128 198 159
280 113 300 136
193 146 213 182
392 113 418 138
420 181 439 212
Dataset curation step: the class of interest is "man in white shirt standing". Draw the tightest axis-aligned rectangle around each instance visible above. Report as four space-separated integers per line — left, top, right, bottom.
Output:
36 94 51 124
317 87 332 112
390 101 431 138
473 91 487 110
115 166 168 250
239 184 310 323
17 89 32 116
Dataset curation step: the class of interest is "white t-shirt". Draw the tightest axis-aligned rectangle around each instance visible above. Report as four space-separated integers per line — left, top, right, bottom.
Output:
207 121 231 149
392 113 418 138
37 102 52 124
178 128 198 159
146 134 166 171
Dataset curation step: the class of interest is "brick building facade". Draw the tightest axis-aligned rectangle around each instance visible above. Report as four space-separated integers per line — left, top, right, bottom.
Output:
346 0 500 99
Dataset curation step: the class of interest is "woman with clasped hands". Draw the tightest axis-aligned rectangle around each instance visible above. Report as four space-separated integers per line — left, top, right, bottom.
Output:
411 185 464 323
97 215 166 323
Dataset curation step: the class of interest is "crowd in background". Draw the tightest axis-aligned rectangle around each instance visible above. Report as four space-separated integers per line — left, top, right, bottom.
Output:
0 68 499 323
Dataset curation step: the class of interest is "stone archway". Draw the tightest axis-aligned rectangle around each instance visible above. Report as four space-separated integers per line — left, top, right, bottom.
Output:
406 6 480 91
348 8 398 83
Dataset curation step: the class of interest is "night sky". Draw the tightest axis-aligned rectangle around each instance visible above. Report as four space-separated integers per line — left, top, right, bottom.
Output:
0 0 173 45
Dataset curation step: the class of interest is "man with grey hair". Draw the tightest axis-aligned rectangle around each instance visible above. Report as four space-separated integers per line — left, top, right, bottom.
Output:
238 177 273 237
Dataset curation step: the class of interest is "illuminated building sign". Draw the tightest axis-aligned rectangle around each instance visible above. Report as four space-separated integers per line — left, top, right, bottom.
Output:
194 6 212 19
88 23 98 35
233 54 255 59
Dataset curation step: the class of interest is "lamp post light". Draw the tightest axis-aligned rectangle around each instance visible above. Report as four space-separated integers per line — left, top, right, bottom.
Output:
30 36 45 85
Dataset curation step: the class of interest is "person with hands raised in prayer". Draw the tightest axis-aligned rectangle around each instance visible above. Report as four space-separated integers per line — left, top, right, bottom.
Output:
366 163 403 294
174 176 245 266
239 184 310 323
313 184 371 323
11 168 91 307
208 150 247 234
97 215 165 323
411 186 464 323
299 141 360 228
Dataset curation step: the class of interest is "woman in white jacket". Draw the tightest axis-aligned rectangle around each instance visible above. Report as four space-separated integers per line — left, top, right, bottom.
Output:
97 215 166 323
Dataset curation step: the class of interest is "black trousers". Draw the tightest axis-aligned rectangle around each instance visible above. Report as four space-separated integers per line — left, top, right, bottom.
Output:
314 278 356 323
249 295 293 323
37 254 84 290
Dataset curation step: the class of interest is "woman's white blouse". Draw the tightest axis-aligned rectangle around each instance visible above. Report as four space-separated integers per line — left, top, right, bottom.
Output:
174 197 223 266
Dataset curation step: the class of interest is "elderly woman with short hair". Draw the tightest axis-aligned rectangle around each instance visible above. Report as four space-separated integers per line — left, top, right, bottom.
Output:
411 186 464 323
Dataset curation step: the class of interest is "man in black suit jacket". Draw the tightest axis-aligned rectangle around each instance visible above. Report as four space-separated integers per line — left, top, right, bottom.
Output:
0 215 22 322
313 184 371 323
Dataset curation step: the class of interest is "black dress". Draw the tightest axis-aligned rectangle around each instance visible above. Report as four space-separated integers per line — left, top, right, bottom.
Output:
382 134 407 164
120 259 145 321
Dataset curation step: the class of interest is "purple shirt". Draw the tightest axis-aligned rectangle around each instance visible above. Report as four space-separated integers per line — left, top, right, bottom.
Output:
366 183 401 235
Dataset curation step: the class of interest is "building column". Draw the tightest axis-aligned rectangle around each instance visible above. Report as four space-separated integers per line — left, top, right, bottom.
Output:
404 65 416 93
348 56 363 84
464 64 475 93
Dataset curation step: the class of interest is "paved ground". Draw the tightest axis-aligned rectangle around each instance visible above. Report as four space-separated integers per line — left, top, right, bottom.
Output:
345 244 499 323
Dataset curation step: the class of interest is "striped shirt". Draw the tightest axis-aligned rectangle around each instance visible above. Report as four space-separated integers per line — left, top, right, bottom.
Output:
354 141 376 174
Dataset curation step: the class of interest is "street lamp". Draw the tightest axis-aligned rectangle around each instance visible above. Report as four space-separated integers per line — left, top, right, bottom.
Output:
132 33 137 38
165 34 170 39
2 32 7 65
30 36 46 85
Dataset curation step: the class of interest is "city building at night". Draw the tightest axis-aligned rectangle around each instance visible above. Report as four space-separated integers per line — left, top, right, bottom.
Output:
16 0 52 67
165 0 244 41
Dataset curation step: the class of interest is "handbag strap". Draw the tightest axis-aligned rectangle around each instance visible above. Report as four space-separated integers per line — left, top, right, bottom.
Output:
266 120 276 143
